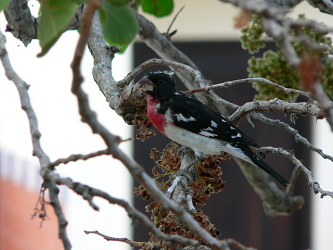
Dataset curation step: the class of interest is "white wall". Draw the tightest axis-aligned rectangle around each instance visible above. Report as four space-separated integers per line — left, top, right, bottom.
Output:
311 119 333 250
0 13 133 250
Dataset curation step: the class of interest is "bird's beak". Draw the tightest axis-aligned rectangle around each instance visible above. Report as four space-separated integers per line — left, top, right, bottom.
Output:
138 75 154 92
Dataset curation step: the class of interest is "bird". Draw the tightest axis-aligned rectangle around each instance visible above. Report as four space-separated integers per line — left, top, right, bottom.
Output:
139 71 289 187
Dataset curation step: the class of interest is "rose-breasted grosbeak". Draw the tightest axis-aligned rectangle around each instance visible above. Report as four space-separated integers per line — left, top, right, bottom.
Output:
139 71 289 187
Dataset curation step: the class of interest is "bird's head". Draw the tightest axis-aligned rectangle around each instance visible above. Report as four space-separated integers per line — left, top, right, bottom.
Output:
139 71 176 100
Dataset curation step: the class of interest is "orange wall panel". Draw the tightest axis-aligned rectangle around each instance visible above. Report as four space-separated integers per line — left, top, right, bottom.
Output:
0 179 63 250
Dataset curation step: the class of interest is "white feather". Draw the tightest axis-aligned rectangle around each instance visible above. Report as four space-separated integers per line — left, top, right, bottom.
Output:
211 120 218 128
174 113 196 122
164 124 254 164
199 131 217 137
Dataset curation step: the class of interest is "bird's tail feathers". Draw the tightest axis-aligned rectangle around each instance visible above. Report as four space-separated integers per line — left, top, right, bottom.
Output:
238 145 289 187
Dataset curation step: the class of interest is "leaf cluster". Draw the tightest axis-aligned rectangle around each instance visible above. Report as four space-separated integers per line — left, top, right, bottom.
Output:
1 0 175 56
240 14 265 54
242 14 333 101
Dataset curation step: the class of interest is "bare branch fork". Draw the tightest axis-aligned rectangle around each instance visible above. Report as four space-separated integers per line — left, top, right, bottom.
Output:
259 147 333 198
251 112 333 162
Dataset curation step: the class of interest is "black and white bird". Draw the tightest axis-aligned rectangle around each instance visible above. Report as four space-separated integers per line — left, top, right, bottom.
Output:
139 71 289 187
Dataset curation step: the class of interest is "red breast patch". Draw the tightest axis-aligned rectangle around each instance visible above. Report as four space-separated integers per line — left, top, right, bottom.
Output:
147 96 167 135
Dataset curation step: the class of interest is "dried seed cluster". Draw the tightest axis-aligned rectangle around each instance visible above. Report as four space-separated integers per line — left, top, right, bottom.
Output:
133 97 156 141
135 142 229 249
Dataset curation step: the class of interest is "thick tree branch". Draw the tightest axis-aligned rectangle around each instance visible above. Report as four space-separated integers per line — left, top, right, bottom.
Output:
119 58 204 87
4 0 83 46
4 0 38 46
234 157 304 216
230 99 323 124
136 12 228 115
307 0 333 15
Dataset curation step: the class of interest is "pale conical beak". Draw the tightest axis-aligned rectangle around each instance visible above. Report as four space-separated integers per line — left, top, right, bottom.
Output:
138 75 154 92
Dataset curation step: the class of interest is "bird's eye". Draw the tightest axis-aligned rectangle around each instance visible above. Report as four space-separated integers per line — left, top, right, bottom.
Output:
158 79 165 84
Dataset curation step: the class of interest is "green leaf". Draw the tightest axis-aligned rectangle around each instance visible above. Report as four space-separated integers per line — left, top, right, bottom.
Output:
141 0 173 17
0 0 11 11
38 0 77 57
107 0 131 6
99 1 139 51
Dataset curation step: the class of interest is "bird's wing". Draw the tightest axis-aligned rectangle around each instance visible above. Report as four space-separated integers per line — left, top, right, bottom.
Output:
165 95 259 148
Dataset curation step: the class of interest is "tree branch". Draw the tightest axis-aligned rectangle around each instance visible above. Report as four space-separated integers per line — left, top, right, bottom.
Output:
186 77 312 99
251 112 333 162
84 231 154 248
50 149 110 168
54 176 202 248
4 0 83 46
0 29 71 249
306 81 333 131
4 0 38 46
259 146 333 198
230 99 323 125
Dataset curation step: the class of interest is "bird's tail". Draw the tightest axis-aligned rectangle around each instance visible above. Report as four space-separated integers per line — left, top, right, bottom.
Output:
238 145 289 187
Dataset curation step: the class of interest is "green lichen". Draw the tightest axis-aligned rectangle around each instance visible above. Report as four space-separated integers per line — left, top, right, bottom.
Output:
242 14 333 101
240 14 265 54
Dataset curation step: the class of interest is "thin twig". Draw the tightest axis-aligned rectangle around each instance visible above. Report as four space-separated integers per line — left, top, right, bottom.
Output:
259 146 333 199
186 78 312 99
166 5 185 35
119 58 204 88
50 149 110 167
251 112 333 162
84 231 153 248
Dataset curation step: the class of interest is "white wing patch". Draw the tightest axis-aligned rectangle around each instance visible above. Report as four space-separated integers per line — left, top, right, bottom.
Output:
199 131 218 137
175 113 196 122
203 126 214 132
211 120 218 128
231 133 241 139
